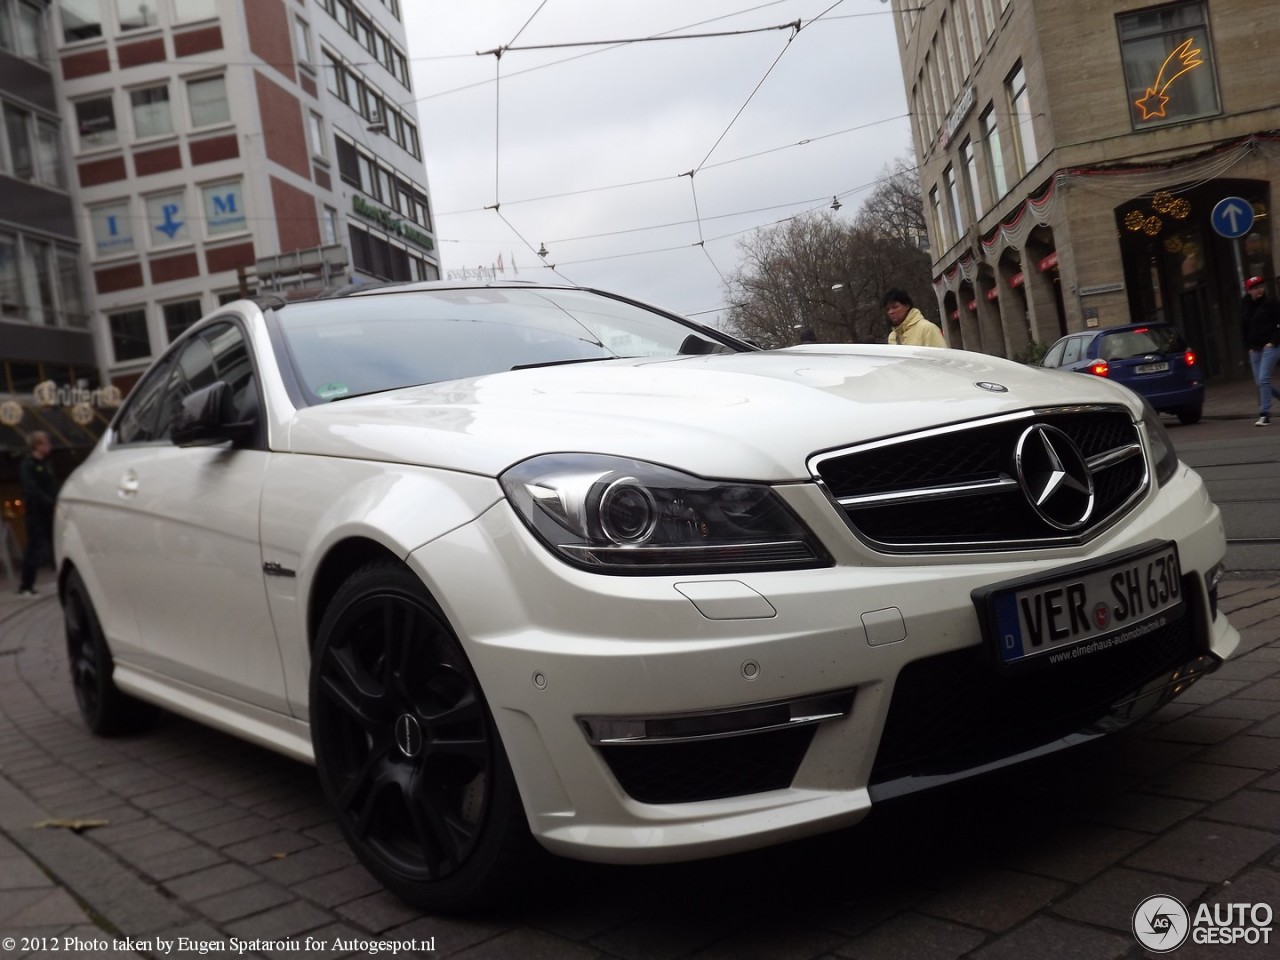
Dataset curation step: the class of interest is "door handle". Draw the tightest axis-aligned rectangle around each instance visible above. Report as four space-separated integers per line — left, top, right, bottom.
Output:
118 471 139 498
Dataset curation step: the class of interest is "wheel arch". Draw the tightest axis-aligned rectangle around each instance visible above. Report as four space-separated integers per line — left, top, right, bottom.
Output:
306 536 405 651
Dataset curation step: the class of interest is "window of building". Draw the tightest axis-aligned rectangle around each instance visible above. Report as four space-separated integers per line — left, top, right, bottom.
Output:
75 96 117 150
0 231 20 318
951 3 970 77
980 103 1007 201
59 0 101 41
308 111 325 160
929 185 947 251
415 190 432 231
2 103 32 180
1005 61 1038 176
945 165 964 237
348 223 371 274
202 180 246 235
91 201 134 256
162 299 203 343
984 0 999 35
116 0 156 31
28 238 54 324
322 205 338 245
35 117 64 189
352 11 373 51
359 153 378 198
960 137 981 218
941 15 959 101
2 0 44 59
965 0 982 59
173 0 218 21
294 16 312 65
187 76 230 128
1118 2 1220 129
931 35 950 105
109 308 151 363
334 135 358 186
145 190 189 247
324 50 348 102
130 85 172 139
56 248 87 327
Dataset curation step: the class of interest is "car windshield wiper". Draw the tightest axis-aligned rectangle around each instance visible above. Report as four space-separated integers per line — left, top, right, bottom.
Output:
510 356 627 371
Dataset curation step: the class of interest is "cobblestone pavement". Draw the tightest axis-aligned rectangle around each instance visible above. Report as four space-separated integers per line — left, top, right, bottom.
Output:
0 571 1277 960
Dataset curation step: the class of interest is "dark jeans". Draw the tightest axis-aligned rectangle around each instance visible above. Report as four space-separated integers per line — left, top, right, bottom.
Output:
19 509 53 592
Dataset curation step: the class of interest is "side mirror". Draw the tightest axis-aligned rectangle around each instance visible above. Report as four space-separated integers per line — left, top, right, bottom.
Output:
171 381 256 447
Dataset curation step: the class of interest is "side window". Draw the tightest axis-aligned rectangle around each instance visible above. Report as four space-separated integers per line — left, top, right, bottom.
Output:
207 322 257 420
152 321 257 441
1041 339 1067 368
1061 337 1086 365
113 355 176 444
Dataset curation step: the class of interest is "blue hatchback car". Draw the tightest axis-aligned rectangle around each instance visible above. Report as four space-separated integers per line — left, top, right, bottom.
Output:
1040 322 1205 424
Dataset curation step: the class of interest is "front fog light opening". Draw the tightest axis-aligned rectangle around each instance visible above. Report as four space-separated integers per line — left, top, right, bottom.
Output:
1205 561 1225 619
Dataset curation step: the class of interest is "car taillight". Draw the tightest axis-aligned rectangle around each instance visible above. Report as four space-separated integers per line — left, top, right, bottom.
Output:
1087 359 1109 376
1184 348 1197 367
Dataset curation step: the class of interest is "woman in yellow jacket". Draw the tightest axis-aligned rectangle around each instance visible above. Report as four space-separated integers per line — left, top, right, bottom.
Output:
883 288 947 347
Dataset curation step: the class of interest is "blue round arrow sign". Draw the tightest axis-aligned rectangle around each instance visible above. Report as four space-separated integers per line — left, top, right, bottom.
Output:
1211 197 1255 239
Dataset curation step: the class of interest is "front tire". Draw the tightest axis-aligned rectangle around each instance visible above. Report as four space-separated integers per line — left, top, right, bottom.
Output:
309 560 534 911
62 570 154 735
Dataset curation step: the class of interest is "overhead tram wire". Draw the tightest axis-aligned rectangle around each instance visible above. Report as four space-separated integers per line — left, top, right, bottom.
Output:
435 113 908 218
411 1 804 106
471 9 806 292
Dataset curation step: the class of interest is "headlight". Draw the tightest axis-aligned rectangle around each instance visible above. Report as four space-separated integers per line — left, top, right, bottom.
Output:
1141 400 1179 487
500 454 832 574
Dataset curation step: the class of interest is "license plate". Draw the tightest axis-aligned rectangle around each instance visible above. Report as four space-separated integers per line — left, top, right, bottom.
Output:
1135 361 1170 374
981 543 1183 666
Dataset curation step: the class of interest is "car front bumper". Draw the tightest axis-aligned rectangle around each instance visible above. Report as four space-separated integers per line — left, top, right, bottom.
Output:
407 462 1238 864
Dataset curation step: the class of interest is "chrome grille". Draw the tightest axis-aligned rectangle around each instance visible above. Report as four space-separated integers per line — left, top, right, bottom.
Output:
810 407 1148 553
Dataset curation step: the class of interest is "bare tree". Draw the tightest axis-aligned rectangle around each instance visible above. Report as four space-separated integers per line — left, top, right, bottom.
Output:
724 156 932 346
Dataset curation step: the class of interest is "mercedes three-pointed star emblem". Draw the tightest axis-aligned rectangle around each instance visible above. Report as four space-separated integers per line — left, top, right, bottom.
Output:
1014 424 1095 530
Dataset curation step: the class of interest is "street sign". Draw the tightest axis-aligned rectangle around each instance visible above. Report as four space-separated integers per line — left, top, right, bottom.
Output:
1211 196 1255 238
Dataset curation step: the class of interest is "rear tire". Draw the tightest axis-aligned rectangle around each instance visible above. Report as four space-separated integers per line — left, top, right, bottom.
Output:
309 560 537 911
1177 404 1203 425
63 570 155 735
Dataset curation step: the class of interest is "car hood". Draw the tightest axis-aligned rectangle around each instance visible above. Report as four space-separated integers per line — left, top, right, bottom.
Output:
284 346 1144 481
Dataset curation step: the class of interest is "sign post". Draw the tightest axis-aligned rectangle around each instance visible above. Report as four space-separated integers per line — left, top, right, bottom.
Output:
1211 196 1256 291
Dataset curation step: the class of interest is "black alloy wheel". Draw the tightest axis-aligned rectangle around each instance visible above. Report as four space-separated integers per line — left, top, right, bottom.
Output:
62 569 153 735
310 560 533 910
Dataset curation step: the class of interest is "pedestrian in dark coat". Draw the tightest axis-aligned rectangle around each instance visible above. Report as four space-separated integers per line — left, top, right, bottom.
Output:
17 431 57 595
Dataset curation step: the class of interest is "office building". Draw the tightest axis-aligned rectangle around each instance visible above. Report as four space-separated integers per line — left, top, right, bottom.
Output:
892 0 1280 379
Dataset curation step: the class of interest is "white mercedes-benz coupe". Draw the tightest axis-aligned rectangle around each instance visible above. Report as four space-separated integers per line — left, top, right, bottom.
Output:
56 281 1238 910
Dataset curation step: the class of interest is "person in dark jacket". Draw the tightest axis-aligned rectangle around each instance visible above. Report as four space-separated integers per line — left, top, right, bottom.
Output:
17 431 57 595
1242 276 1280 426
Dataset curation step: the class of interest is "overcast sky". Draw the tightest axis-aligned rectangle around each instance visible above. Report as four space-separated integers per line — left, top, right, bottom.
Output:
400 1 914 323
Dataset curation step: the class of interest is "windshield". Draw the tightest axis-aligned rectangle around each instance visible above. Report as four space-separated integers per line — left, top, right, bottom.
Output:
273 286 746 406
